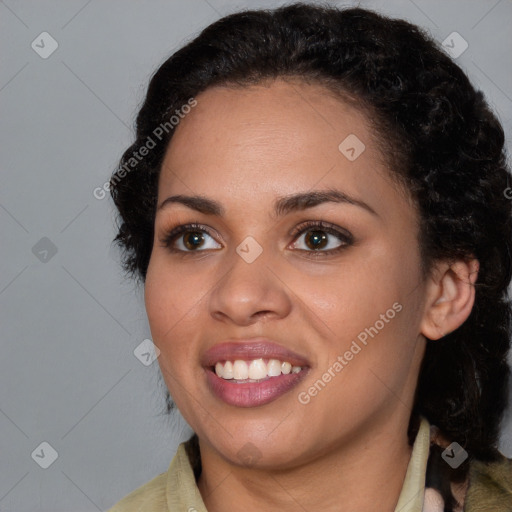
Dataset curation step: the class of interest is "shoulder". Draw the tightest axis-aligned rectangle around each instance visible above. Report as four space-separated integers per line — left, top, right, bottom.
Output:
105 440 197 512
465 452 512 511
106 471 168 512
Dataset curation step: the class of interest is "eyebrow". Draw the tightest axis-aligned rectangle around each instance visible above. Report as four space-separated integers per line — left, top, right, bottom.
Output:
157 188 378 218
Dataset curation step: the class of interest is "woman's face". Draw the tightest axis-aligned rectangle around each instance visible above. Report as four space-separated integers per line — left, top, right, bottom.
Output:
145 79 429 468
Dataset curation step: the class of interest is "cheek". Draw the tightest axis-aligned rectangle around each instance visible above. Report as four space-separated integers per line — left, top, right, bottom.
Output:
144 254 203 352
144 259 204 405
296 242 422 385
144 263 173 339
295 249 405 332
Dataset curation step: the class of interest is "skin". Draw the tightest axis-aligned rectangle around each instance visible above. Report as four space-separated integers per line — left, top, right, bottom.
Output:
144 78 478 512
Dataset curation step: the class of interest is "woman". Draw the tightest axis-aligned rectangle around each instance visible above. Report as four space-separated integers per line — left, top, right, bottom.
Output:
107 3 512 511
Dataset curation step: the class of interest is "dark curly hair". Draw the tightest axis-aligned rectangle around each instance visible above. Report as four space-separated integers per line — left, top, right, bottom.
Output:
110 3 512 509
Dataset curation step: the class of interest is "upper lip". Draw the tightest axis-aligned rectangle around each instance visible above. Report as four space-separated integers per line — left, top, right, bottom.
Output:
201 338 311 368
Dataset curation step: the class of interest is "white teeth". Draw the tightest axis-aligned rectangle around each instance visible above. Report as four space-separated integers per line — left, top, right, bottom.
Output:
214 358 303 380
223 361 234 379
248 358 267 379
233 360 249 380
281 362 292 374
267 359 282 377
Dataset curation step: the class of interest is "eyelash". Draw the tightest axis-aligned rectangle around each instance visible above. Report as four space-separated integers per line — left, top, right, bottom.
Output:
159 220 354 257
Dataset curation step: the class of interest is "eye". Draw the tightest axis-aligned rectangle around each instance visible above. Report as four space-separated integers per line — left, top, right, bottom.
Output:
160 223 221 252
160 220 353 256
289 221 353 256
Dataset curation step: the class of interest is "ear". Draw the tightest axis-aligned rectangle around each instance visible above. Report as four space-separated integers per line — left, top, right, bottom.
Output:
420 258 479 340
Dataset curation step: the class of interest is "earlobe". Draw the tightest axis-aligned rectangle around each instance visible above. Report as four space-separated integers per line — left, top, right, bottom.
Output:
420 259 479 341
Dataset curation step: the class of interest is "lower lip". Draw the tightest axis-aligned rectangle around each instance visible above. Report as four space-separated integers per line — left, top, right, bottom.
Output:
205 368 308 407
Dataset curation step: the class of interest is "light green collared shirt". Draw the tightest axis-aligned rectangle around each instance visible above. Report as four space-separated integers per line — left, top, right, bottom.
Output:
108 417 431 512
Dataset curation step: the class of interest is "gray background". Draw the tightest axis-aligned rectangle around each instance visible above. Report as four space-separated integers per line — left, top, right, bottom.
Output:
1 0 511 510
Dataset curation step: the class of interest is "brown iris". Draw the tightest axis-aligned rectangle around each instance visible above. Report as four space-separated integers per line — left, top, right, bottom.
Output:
183 232 205 250
305 230 328 250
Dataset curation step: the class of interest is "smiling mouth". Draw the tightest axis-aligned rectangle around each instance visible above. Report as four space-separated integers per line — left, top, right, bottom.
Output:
202 339 310 407
205 358 309 407
212 358 303 382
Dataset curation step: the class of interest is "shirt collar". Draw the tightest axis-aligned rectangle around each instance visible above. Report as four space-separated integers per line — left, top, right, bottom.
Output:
166 416 431 512
394 416 431 512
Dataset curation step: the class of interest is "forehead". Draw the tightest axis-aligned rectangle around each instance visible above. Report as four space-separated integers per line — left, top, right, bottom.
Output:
158 79 408 219
166 79 373 160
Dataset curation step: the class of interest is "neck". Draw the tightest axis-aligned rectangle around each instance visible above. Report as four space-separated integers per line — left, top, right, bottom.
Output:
197 413 415 512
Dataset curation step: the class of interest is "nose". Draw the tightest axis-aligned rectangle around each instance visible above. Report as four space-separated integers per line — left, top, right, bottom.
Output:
208 246 292 326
